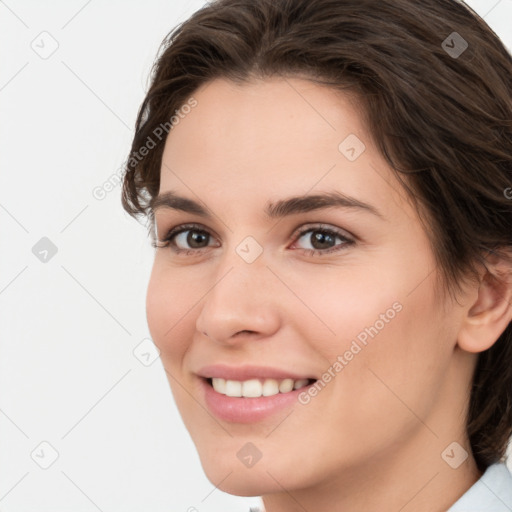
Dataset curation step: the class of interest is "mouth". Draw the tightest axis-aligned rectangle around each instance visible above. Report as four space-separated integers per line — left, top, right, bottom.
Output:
204 376 317 398
200 375 318 423
196 364 320 422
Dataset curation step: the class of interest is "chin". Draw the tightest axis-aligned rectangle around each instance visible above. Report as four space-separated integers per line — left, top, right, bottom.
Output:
196 446 307 497
202 464 275 497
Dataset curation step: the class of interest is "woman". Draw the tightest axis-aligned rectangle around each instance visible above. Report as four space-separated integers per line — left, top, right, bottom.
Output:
121 0 512 510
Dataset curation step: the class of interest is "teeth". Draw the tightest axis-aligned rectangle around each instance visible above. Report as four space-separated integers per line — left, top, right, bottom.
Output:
211 378 226 394
279 378 294 393
210 377 312 397
242 379 263 397
294 379 309 390
225 380 242 397
262 378 279 397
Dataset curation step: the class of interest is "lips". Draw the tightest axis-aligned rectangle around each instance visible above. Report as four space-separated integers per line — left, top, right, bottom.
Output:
196 364 318 422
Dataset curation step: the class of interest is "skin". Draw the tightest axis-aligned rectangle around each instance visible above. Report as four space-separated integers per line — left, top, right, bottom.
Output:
146 77 512 512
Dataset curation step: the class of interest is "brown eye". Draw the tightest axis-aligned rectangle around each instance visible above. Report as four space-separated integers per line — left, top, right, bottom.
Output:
154 223 219 253
175 229 210 249
306 230 337 250
292 225 354 255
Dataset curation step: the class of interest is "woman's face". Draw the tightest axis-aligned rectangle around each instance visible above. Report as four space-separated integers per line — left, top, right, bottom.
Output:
146 77 474 497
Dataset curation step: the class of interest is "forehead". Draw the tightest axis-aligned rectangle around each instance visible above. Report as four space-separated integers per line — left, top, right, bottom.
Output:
164 76 366 164
159 77 412 218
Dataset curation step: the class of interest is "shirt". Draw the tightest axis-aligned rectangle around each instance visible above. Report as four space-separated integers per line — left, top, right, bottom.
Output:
447 462 512 511
248 462 512 512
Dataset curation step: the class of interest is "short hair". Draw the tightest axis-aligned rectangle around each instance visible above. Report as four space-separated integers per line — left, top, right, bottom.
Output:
121 0 512 471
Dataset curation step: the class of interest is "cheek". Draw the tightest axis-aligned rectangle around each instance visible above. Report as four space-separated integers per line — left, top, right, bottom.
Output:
145 265 196 362
319 274 450 445
278 258 408 355
296 248 449 416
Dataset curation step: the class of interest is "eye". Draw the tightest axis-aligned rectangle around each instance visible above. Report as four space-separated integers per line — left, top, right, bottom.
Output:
152 223 219 253
290 224 354 255
153 222 354 256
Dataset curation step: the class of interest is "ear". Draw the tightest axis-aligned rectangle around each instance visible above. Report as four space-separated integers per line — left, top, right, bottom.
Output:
457 252 512 353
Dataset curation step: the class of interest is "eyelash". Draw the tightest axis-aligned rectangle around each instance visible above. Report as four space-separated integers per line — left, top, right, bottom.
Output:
152 222 355 257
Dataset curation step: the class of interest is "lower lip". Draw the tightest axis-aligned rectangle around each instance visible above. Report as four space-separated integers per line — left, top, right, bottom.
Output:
200 378 313 423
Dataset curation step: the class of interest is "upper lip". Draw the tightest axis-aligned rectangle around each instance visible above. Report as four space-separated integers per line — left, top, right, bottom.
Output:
197 364 316 381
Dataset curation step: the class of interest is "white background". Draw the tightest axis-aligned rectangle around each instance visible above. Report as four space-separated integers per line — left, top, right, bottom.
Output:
0 1 511 511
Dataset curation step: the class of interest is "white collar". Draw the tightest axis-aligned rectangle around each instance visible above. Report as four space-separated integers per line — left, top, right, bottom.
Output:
447 462 512 511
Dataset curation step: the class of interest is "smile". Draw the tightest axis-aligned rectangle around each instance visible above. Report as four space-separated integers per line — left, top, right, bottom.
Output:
200 376 318 423
208 377 314 398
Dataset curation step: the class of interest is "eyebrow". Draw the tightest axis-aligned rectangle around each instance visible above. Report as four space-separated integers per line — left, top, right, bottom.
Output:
150 190 384 220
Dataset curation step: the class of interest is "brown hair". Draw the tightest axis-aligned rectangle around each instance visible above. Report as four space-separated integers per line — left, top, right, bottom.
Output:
121 0 512 472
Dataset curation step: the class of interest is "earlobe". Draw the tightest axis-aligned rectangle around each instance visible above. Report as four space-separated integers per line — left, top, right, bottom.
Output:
457 262 512 354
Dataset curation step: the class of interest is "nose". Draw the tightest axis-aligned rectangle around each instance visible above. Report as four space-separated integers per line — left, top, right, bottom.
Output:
195 252 281 345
